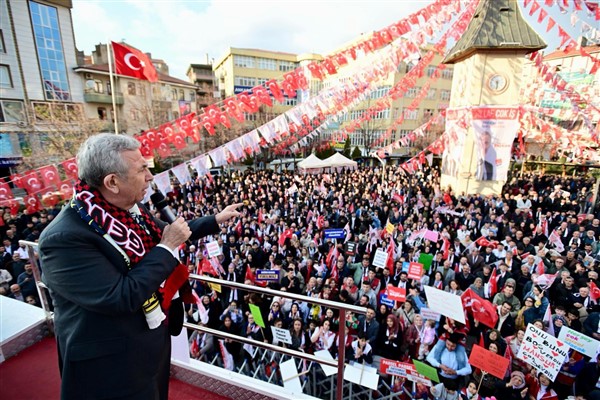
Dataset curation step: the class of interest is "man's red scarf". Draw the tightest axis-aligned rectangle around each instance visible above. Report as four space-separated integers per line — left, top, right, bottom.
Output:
72 181 193 312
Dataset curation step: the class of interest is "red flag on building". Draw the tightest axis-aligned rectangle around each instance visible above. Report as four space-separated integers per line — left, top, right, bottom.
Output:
20 171 44 194
461 288 499 329
0 179 13 201
111 41 158 82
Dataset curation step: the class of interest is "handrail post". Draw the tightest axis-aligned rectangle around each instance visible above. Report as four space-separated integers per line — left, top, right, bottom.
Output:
20 240 54 335
336 306 347 400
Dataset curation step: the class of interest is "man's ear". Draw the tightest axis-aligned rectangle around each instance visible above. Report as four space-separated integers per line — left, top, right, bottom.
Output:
103 173 120 194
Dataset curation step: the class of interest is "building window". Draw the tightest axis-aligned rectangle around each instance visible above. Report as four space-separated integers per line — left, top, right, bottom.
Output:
130 109 139 121
94 80 104 93
234 76 256 87
0 100 26 123
403 109 418 120
374 109 390 119
30 1 71 101
233 55 254 68
0 65 12 88
440 90 451 101
127 82 136 95
423 109 434 119
256 77 267 86
0 30 5 53
279 61 296 72
406 87 420 98
106 81 112 95
370 85 391 99
442 69 454 79
283 97 297 106
426 66 437 77
426 88 437 100
97 107 107 120
257 58 276 70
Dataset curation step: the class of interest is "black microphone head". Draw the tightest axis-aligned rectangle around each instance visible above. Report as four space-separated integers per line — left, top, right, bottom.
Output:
150 192 168 210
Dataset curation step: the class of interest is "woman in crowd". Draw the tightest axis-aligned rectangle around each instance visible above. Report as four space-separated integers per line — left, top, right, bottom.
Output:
431 270 445 290
526 372 559 400
468 277 485 299
289 318 311 353
396 299 416 329
285 302 302 329
445 279 463 296
376 313 403 360
310 318 336 356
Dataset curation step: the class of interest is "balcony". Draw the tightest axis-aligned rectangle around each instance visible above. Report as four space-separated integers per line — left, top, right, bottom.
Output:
83 91 124 105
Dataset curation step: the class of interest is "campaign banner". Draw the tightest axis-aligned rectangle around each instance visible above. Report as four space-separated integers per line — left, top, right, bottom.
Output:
324 228 345 239
386 286 406 302
373 248 389 269
424 286 466 324
256 269 280 282
441 109 467 178
379 293 395 308
205 241 222 258
379 358 432 386
469 344 510 379
557 326 600 359
471 106 519 182
518 324 569 381
407 262 424 280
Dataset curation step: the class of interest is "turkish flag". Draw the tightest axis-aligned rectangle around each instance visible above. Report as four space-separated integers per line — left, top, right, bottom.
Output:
461 288 498 329
24 194 42 213
37 165 61 188
590 281 600 303
58 181 74 199
21 171 44 194
0 179 13 201
278 228 294 247
111 41 158 82
61 158 79 180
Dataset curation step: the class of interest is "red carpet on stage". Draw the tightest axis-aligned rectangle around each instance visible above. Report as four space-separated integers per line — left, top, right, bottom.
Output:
0 337 231 400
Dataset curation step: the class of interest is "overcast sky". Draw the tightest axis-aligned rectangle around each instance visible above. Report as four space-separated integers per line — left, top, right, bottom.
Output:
71 0 595 80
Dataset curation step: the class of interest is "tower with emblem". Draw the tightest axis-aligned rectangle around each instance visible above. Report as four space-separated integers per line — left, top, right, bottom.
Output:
440 0 546 195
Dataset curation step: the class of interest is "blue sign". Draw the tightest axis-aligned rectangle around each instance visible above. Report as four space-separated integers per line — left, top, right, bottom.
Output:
256 269 280 282
324 229 346 239
233 85 295 98
402 261 410 272
380 293 395 307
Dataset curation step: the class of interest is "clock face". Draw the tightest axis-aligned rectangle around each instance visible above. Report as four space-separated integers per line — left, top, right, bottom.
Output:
488 74 508 93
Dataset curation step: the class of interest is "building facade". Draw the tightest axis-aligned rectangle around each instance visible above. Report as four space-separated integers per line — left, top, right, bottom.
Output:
0 0 83 172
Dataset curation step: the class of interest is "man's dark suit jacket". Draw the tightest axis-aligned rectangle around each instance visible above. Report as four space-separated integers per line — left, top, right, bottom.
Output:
39 204 219 400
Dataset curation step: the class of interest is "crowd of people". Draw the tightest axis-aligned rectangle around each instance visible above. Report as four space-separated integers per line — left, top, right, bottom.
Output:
4 162 600 399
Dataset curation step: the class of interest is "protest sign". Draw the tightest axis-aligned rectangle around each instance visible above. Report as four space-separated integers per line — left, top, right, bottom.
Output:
379 293 395 308
372 248 389 269
413 359 439 383
345 241 357 255
558 326 600 359
280 359 303 394
418 253 434 271
424 286 466 324
379 359 432 386
208 282 221 293
469 344 510 379
344 362 379 390
205 241 222 258
314 349 337 376
517 324 569 381
420 308 441 321
256 269 280 282
249 304 265 328
402 261 410 272
324 228 345 239
424 230 439 243
386 286 406 302
271 326 292 344
407 262 424 280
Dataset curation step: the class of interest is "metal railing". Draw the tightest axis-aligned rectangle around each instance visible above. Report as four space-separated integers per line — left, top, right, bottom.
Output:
188 274 368 400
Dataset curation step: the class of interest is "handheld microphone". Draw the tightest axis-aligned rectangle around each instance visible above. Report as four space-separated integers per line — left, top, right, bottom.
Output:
150 192 178 223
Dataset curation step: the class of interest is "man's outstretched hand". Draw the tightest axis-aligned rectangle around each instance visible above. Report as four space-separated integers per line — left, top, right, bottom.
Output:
215 203 243 224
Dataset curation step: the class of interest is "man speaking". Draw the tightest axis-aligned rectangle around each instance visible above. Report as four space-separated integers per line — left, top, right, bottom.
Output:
39 133 240 399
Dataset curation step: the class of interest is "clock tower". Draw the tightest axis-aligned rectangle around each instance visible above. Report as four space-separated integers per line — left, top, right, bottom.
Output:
440 0 546 195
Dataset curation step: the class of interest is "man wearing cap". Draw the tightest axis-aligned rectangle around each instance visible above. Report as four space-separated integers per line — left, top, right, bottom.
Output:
426 333 472 387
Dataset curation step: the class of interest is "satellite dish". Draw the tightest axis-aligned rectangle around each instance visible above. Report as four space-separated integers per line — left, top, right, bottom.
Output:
85 80 95 89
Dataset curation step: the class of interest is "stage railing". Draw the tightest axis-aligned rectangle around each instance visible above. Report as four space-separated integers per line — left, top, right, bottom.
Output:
187 274 368 400
19 240 54 335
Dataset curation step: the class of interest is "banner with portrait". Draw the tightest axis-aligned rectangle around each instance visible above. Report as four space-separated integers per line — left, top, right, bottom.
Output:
440 108 467 178
471 106 519 181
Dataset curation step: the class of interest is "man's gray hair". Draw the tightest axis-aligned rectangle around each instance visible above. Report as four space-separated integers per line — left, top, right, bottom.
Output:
77 133 141 189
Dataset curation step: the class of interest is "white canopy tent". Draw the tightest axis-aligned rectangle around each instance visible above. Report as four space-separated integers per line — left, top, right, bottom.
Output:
297 154 329 172
322 152 358 170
